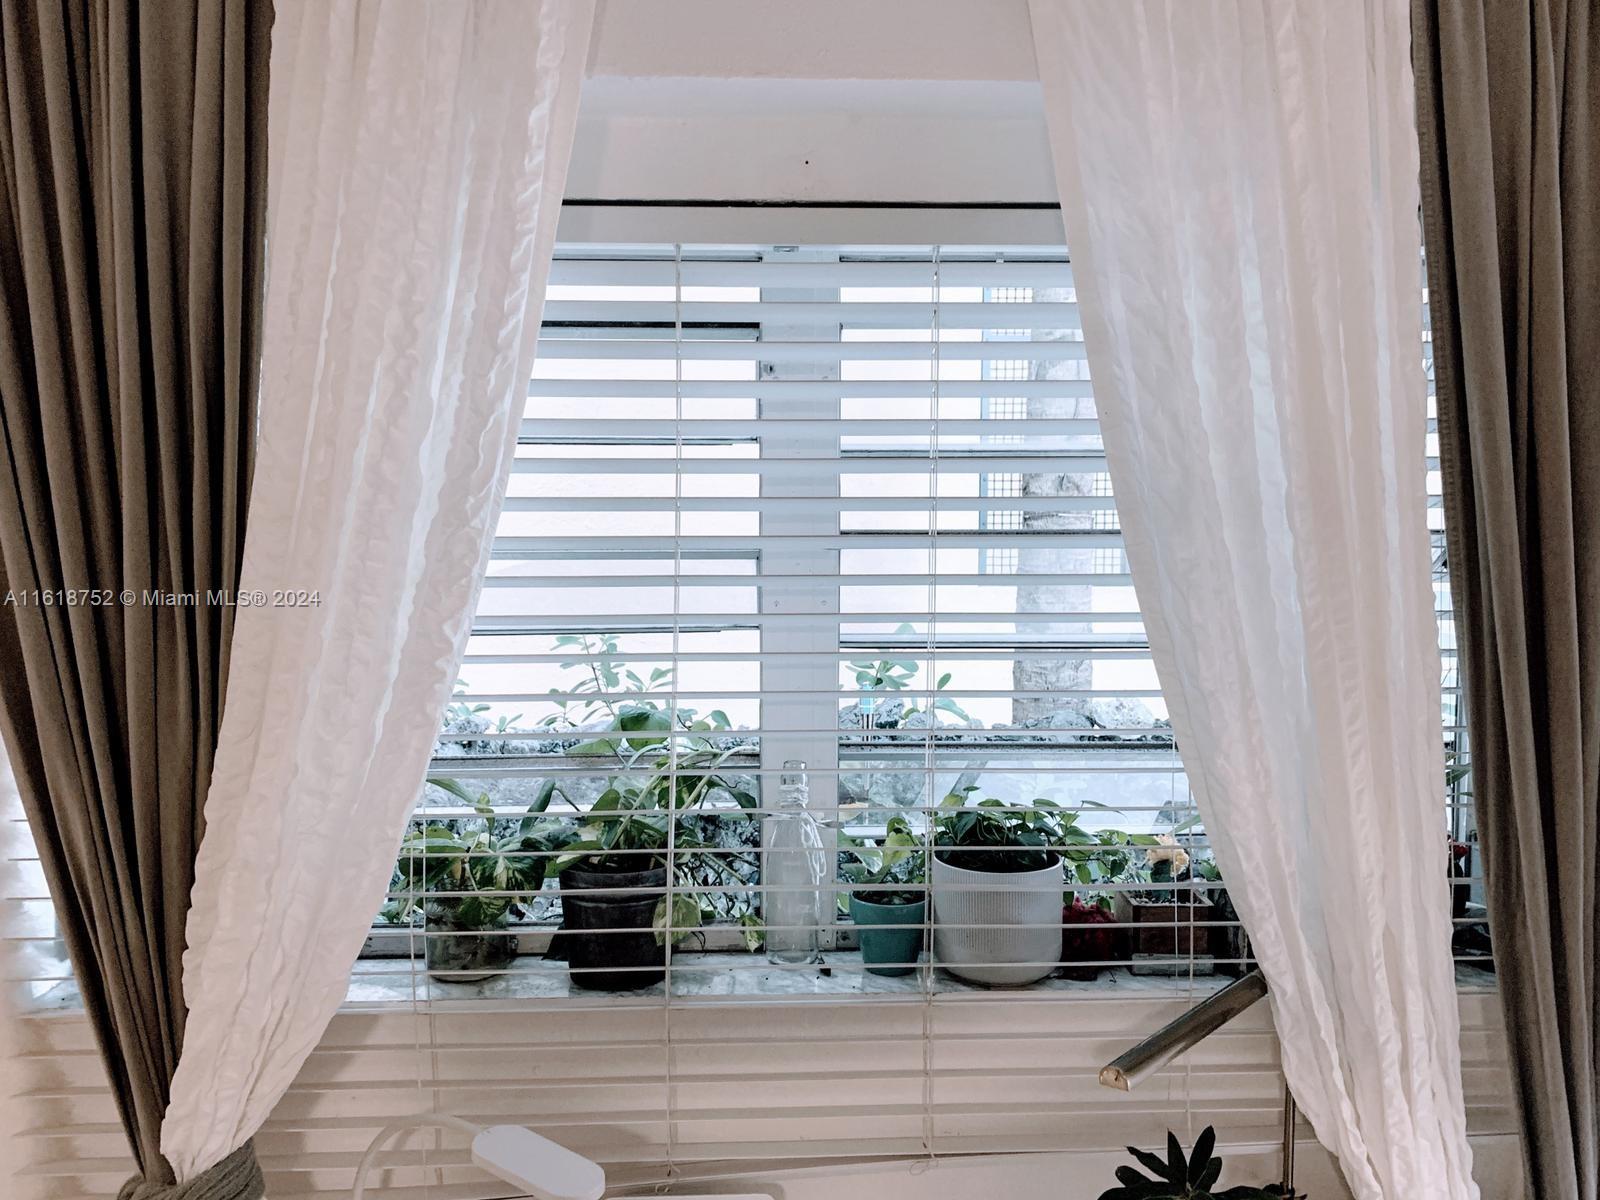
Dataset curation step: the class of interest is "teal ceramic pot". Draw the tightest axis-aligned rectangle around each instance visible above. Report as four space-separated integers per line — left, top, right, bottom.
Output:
848 894 927 976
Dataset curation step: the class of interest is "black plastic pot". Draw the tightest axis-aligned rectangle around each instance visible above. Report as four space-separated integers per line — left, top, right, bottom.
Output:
1208 887 1253 977
559 864 668 990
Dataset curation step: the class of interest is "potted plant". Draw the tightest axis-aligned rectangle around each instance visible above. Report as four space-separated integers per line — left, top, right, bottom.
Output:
1099 1126 1303 1199
1059 826 1154 979
1193 856 1252 976
388 777 568 981
840 815 926 976
845 622 972 731
931 789 1067 986
549 704 759 990
1113 834 1219 969
1058 899 1119 980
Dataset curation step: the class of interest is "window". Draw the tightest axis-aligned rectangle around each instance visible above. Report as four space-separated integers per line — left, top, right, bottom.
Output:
363 244 1484 1000
7 244 1476 1015
371 243 1227 1000
3 242 1490 1197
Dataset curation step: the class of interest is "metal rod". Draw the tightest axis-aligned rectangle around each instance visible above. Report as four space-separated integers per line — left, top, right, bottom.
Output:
1281 1082 1298 1194
1097 970 1268 1091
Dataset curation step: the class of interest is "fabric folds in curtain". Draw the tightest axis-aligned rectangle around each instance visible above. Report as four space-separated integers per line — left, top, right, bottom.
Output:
0 2 270 1192
159 0 594 1180
1028 3 1475 1197
1414 4 1600 1197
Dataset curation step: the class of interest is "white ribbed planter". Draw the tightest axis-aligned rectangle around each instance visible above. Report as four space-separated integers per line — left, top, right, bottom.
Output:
931 854 1063 986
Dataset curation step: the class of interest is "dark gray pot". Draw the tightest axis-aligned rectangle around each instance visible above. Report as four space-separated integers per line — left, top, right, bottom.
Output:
560 864 669 991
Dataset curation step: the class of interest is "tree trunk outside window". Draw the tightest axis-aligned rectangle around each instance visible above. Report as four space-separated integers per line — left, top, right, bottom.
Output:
1012 287 1095 725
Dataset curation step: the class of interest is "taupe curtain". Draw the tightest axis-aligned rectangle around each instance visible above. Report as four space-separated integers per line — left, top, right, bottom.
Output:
0 1 270 1192
1414 3 1600 1197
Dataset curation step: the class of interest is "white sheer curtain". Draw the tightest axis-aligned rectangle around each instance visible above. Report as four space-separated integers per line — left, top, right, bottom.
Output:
1028 3 1475 1198
159 0 594 1180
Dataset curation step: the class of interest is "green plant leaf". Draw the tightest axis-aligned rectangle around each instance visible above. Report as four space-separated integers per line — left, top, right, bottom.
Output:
529 779 558 814
550 839 603 872
1189 1127 1216 1184
424 776 477 806
618 705 672 750
1126 1146 1171 1180
739 911 764 952
653 892 702 946
1166 1131 1185 1183
406 838 468 856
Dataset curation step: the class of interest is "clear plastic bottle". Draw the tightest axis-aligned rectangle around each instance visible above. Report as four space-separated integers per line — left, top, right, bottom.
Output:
764 760 827 965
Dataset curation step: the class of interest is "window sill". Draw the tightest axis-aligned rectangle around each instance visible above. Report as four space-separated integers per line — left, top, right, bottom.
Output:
338 954 1498 1010
15 953 1498 1017
340 953 1233 1008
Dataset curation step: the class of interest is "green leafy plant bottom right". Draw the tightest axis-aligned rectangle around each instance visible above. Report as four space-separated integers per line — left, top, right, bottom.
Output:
1099 1127 1304 1200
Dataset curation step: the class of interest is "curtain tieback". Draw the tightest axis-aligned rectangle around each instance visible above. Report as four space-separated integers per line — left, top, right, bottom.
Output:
118 1143 263 1200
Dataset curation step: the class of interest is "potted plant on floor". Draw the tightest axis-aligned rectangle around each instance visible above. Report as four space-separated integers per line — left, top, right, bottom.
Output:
931 788 1067 986
388 777 570 982
840 815 926 976
1098 1126 1302 1198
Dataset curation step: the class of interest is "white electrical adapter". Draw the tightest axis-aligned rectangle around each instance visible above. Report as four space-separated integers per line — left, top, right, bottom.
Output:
470 1125 608 1200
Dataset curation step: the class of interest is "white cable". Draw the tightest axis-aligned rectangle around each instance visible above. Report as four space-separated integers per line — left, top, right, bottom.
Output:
350 1113 484 1200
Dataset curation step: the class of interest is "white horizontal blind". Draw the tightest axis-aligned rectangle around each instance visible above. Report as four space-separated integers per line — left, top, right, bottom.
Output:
374 245 1229 998
1427 277 1486 971
1 989 1517 1198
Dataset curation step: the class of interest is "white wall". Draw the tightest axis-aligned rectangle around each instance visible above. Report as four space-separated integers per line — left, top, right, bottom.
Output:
588 0 1040 83
567 0 1060 210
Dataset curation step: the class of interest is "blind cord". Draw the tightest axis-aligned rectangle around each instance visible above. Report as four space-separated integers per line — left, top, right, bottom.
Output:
916 245 943 1171
661 241 686 1189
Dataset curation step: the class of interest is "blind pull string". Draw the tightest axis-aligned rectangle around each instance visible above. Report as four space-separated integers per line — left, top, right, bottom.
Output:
662 241 685 1186
916 245 943 1170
